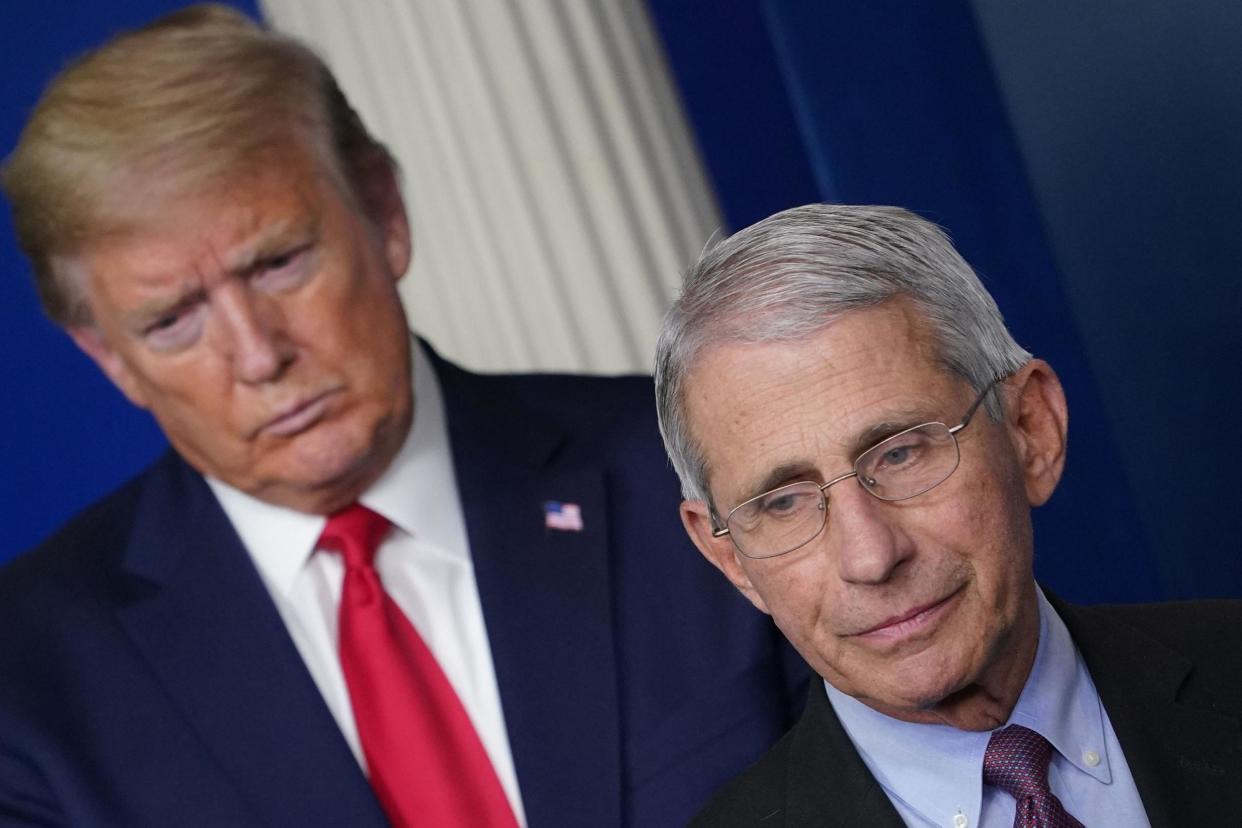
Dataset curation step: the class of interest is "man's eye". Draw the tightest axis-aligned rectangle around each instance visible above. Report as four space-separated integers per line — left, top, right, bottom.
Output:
143 304 204 351
872 437 928 471
759 489 817 517
149 312 181 332
882 446 912 465
253 246 312 291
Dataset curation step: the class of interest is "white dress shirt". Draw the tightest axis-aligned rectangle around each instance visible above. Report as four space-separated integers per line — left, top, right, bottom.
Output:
827 588 1149 828
208 342 527 826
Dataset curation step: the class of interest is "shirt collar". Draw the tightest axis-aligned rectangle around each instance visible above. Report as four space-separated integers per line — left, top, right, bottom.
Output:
1008 588 1113 784
207 338 467 599
358 337 467 560
207 480 323 600
826 587 1111 826
827 673 989 824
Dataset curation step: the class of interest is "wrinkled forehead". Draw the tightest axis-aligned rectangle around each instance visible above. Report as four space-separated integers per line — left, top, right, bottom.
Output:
70 118 343 237
682 300 963 503
86 134 348 246
54 139 352 310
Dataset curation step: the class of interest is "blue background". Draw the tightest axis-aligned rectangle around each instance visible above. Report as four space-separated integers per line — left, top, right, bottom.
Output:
4 1 1239 603
647 0 1241 601
1 0 259 561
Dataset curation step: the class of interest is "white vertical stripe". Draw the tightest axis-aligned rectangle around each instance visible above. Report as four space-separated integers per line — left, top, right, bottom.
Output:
259 0 724 374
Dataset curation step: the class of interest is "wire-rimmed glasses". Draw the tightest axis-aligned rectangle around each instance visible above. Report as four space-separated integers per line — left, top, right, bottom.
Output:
711 380 1000 559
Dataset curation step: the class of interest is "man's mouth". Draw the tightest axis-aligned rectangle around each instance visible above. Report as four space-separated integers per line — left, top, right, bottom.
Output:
256 388 340 438
849 588 963 644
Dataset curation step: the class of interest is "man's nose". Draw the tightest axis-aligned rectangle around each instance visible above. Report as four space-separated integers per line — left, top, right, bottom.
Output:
823 482 913 584
215 284 295 384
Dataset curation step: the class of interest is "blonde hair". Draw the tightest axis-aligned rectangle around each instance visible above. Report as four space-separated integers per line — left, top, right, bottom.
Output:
1 3 390 325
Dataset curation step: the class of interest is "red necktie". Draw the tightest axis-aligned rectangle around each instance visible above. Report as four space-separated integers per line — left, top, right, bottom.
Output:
983 725 1086 828
319 504 519 828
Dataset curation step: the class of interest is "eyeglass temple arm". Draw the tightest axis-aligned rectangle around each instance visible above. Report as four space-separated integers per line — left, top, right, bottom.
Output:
948 378 1000 435
705 505 731 537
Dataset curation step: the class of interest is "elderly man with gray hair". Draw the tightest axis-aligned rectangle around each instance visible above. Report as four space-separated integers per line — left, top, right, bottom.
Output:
655 204 1242 827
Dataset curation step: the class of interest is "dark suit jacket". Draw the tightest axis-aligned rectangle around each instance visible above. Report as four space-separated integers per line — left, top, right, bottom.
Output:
692 594 1242 827
0 352 807 827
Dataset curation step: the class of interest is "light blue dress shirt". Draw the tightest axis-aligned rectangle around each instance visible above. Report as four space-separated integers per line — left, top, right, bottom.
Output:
826 589 1150 828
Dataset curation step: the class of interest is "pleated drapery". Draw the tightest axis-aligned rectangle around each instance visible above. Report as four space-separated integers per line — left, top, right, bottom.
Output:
260 0 723 374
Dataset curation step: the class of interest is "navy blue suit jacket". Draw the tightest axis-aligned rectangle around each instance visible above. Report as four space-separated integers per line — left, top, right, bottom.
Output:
0 352 806 827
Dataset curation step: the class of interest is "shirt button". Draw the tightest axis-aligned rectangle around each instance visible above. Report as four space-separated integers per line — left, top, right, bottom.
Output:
953 814 969 828
1084 749 1101 767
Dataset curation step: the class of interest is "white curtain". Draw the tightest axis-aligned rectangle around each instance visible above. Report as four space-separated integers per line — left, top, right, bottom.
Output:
260 0 722 374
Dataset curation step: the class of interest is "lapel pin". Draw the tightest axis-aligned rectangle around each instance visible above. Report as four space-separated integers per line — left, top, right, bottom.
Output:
543 501 584 532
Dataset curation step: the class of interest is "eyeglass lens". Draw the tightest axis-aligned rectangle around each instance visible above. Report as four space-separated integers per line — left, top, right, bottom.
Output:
728 422 962 559
857 422 960 500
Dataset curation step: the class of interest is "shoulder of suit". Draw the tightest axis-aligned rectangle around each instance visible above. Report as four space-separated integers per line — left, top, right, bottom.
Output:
447 367 662 446
0 458 177 681
1071 598 1242 648
690 727 795 827
457 367 654 412
1067 598 1242 713
0 451 171 605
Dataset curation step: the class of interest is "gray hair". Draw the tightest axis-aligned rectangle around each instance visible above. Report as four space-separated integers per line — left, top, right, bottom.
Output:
654 203 1032 504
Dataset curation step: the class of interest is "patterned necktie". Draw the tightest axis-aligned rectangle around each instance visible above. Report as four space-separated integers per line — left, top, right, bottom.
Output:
983 725 1085 828
320 504 519 828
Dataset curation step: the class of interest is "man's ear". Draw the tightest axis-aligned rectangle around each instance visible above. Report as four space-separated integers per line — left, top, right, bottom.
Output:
68 325 151 409
1003 359 1068 507
680 499 771 615
355 152 412 282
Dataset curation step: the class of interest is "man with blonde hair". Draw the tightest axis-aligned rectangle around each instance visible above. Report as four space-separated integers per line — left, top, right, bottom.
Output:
656 203 1242 827
0 6 804 826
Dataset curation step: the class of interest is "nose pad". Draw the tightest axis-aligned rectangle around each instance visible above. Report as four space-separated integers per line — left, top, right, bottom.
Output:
824 481 910 585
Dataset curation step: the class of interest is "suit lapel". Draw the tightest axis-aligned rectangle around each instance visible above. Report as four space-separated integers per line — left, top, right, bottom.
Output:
749 594 1241 827
785 682 906 827
436 357 622 827
1055 597 1242 827
117 453 387 828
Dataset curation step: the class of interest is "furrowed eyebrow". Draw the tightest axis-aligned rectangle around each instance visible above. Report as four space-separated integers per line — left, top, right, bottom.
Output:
733 461 820 508
729 413 933 502
847 417 932 458
125 286 207 332
722 399 949 509
238 214 321 271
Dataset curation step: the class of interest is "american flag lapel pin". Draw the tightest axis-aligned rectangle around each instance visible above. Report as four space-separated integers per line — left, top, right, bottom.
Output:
543 501 584 532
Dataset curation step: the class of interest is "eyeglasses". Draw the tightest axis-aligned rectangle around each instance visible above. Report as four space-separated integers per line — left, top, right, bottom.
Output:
711 380 1000 560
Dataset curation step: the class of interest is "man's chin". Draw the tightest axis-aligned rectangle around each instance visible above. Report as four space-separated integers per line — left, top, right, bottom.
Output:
850 662 976 723
245 448 383 514
202 410 407 512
